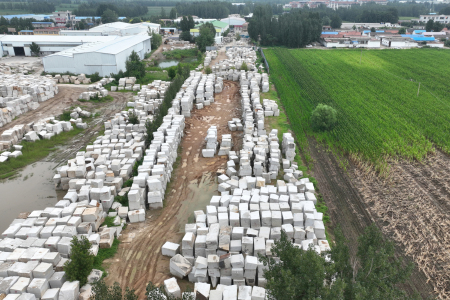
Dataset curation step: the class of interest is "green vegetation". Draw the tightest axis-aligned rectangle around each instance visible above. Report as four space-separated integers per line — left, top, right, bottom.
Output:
114 194 129 207
264 48 450 174
0 127 84 179
127 110 140 125
91 279 139 300
30 42 40 57
311 104 338 131
79 95 114 103
150 32 162 50
125 50 146 79
93 238 120 273
196 23 215 52
261 225 417 300
164 49 198 60
101 216 116 228
64 236 94 287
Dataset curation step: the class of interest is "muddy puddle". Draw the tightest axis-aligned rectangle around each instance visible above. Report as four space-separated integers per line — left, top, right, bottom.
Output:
0 162 64 231
176 172 218 232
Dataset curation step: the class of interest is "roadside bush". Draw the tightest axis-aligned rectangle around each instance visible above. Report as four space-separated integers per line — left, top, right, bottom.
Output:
205 66 212 74
241 61 248 71
128 110 139 125
91 279 138 300
167 66 177 79
64 236 94 287
89 72 101 83
311 103 337 131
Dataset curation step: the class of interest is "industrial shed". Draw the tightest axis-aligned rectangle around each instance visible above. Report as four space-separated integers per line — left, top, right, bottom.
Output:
42 35 151 76
0 35 118 56
60 22 161 37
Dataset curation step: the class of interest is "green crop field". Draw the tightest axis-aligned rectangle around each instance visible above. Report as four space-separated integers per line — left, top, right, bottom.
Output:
264 48 450 172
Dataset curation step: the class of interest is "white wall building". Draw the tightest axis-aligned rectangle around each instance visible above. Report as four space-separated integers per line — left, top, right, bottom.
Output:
381 37 418 48
0 35 118 56
60 22 160 37
420 14 450 24
42 35 151 76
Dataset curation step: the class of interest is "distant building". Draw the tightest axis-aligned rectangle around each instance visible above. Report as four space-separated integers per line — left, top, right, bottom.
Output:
52 10 77 27
60 22 160 37
32 22 54 28
18 30 34 35
34 27 61 35
419 14 450 24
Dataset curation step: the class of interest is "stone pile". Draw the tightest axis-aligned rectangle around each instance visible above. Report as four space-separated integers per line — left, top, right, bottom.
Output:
0 114 81 154
162 54 326 294
209 48 257 74
167 40 190 45
204 51 217 67
78 89 108 101
228 118 243 132
202 126 218 158
117 77 137 91
53 73 91 85
0 63 38 75
0 75 59 128
218 134 232 156
126 80 170 117
0 189 125 298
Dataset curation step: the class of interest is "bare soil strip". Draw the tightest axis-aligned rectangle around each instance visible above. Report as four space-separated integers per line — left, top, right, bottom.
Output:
309 136 436 299
104 80 242 298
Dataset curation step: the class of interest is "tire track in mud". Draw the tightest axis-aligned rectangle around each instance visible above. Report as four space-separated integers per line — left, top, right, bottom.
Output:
104 80 242 298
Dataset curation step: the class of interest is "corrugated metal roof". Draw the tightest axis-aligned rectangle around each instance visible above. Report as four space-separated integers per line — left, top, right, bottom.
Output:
401 34 435 41
20 30 33 32
44 35 150 57
32 22 53 24
0 35 118 43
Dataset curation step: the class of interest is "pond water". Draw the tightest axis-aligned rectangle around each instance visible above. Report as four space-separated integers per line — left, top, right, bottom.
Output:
157 57 198 68
0 162 65 231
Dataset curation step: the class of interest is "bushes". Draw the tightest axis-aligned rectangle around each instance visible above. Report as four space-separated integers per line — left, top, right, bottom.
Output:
128 110 139 125
241 61 248 72
311 103 337 131
64 236 94 287
90 72 101 83
205 66 212 74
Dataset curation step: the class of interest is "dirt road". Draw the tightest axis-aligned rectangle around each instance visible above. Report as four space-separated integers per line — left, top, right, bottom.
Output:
104 80 242 298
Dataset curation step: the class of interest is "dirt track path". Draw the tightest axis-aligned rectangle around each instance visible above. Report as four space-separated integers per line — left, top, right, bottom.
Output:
104 80 242 298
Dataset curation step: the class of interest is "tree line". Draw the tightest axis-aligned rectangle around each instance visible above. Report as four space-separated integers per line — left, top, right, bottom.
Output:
74 2 148 18
249 4 322 47
0 2 55 13
0 16 35 33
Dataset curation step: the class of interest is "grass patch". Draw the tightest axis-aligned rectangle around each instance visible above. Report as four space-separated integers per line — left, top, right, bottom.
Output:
93 238 120 275
114 194 128 207
137 71 171 84
101 216 116 228
58 111 72 121
78 95 114 103
164 49 198 60
0 127 84 179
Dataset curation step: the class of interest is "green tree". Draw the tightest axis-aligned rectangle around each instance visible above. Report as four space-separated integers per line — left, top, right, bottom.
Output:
351 224 417 300
91 279 138 300
205 66 212 74
150 32 162 50
130 17 141 24
167 66 177 79
260 231 345 300
128 110 139 124
64 236 94 287
322 16 331 26
240 61 248 71
30 42 40 57
170 8 177 19
125 50 145 79
371 27 376 32
180 31 192 42
311 103 337 131
425 19 434 32
398 27 406 34
102 9 118 24
146 281 194 300
235 32 241 41
161 7 166 19
352 24 357 30
195 23 215 52
330 14 342 29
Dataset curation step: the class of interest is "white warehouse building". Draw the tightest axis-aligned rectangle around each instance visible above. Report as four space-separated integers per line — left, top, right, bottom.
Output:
60 22 160 37
42 35 151 76
0 35 118 56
